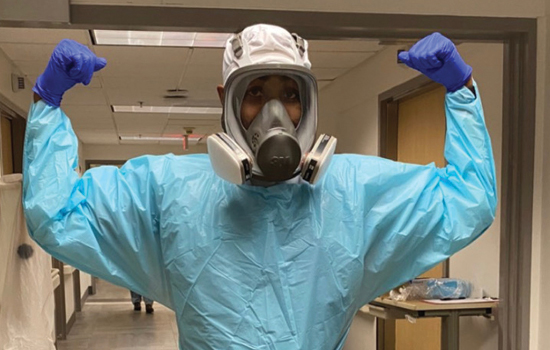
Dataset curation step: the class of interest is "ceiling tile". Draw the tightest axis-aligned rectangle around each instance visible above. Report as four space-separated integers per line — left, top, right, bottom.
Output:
63 88 108 106
62 105 114 130
13 60 48 76
166 115 220 123
308 40 382 52
100 61 185 78
102 77 219 102
106 88 179 106
166 97 221 107
318 81 331 90
101 76 180 90
93 46 190 79
115 113 169 134
158 140 209 153
106 88 220 107
0 43 56 62
187 48 224 66
177 78 217 91
77 129 119 145
179 64 223 85
177 84 220 101
311 68 349 81
69 118 115 131
309 52 375 69
159 139 191 147
0 28 90 45
94 45 190 64
119 139 160 145
209 125 223 134
163 123 217 135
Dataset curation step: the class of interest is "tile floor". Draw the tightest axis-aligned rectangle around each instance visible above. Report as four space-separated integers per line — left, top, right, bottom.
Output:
56 279 179 350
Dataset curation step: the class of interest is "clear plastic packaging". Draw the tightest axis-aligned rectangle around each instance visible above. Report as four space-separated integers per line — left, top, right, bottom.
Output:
0 174 55 350
389 278 472 301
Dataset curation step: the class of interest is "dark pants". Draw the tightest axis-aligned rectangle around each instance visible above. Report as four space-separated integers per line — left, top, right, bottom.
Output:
130 291 153 305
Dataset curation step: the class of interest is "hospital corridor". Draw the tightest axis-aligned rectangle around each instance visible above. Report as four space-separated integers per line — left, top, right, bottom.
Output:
56 279 179 350
1 1 550 350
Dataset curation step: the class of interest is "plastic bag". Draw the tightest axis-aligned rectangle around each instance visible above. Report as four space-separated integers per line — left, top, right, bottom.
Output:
0 174 55 350
389 278 472 301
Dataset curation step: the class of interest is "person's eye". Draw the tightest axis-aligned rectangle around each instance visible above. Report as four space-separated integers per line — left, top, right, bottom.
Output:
247 86 263 97
283 89 300 101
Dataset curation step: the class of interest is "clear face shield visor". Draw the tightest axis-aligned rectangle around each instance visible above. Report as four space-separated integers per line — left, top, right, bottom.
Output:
223 65 317 181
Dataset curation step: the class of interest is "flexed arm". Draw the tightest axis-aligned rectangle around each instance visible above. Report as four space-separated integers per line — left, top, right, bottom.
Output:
347 34 497 302
24 40 173 308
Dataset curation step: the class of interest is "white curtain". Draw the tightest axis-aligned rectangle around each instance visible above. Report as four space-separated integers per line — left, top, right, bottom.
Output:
0 174 55 350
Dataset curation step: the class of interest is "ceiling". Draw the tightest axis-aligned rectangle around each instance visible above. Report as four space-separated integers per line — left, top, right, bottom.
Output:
0 27 385 146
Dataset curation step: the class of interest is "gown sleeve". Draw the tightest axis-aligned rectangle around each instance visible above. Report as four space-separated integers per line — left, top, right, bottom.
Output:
23 101 173 308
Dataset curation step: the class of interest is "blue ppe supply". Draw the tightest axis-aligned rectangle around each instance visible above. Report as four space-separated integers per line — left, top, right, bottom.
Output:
398 32 473 92
32 39 107 107
23 82 496 349
423 278 472 299
405 278 472 300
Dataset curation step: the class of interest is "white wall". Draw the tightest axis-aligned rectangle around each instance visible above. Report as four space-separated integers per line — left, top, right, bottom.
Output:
320 42 503 350
79 272 92 300
342 312 377 350
0 47 32 117
319 47 420 154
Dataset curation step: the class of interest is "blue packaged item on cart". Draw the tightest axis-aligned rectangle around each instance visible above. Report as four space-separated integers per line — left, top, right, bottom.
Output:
390 278 472 301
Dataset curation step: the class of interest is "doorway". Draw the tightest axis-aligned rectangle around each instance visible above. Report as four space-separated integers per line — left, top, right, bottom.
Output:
0 8 537 349
377 83 449 350
392 85 447 350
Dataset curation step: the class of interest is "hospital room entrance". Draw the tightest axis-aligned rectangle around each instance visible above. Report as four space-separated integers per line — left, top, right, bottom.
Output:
0 7 536 350
380 85 447 350
0 106 25 176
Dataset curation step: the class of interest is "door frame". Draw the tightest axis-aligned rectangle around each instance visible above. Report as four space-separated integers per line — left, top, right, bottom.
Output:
1 8 537 350
0 103 26 175
379 30 534 350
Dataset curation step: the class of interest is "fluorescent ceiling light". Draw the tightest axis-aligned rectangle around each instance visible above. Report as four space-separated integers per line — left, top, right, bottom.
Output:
119 135 205 150
112 105 222 114
119 136 204 142
93 30 231 48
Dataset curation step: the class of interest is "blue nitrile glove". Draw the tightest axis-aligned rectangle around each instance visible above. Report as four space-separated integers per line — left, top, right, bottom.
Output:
398 33 472 92
33 39 107 107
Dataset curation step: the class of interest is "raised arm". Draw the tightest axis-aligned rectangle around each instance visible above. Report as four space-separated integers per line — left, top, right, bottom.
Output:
353 33 497 302
23 40 173 308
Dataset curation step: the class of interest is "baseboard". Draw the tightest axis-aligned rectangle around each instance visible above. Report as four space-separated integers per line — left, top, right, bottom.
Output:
80 288 89 308
66 312 76 335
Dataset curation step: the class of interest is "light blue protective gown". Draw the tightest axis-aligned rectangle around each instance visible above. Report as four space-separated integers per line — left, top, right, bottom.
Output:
23 82 496 350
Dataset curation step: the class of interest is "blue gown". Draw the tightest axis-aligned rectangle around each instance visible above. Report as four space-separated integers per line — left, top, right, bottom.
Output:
23 82 496 349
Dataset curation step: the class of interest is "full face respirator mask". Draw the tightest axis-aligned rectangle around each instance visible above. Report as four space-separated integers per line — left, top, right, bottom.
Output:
207 25 337 186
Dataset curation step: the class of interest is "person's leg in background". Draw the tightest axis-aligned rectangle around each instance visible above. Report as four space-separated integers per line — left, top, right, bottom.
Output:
143 296 154 314
130 291 142 311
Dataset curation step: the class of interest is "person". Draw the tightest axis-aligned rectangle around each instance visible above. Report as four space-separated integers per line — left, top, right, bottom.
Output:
23 24 496 349
130 290 154 313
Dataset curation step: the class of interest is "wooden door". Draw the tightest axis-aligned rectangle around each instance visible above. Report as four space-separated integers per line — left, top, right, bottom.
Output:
393 86 447 350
